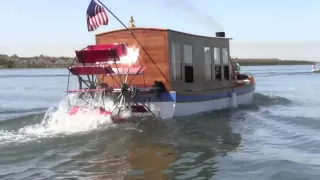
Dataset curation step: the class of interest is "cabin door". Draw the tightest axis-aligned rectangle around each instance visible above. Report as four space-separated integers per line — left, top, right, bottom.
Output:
184 66 194 83
183 44 194 83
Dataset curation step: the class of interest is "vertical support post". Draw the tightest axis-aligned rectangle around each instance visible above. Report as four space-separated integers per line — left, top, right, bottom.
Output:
78 77 82 89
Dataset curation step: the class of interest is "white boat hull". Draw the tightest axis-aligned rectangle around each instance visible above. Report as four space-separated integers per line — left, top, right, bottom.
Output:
148 84 255 119
75 84 255 120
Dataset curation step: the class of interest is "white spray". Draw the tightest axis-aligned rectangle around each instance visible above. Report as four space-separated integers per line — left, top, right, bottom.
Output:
0 46 142 148
0 94 118 147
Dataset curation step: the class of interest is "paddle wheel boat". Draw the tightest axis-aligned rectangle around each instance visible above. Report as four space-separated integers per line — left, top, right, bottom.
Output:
66 42 165 123
65 2 256 123
312 63 320 73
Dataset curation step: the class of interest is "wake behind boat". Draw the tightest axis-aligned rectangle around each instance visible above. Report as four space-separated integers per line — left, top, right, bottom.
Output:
64 0 256 123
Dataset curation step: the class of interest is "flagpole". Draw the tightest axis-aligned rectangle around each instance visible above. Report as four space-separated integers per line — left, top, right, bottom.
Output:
96 0 170 84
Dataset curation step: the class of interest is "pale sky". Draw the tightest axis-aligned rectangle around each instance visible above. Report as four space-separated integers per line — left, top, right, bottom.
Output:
1 0 320 60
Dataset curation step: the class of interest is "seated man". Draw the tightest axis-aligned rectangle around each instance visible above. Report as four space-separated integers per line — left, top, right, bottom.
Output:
234 71 249 80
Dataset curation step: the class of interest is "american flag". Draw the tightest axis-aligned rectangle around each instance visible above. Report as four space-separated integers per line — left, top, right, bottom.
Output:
86 0 108 31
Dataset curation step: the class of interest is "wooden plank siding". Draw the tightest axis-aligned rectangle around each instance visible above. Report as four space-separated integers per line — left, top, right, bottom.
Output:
95 28 171 90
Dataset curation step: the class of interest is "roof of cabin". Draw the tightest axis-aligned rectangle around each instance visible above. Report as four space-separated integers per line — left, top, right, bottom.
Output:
95 27 232 40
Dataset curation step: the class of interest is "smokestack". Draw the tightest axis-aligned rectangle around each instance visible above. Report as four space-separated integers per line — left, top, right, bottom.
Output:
216 32 225 37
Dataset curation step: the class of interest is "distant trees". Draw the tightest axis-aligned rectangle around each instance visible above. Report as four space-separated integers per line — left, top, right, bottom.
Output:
0 55 14 68
0 53 75 68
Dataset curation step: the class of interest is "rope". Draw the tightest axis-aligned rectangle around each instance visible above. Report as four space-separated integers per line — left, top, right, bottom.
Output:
65 58 76 94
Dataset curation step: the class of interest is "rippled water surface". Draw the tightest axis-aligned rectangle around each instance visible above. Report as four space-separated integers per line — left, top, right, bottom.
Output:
0 65 319 180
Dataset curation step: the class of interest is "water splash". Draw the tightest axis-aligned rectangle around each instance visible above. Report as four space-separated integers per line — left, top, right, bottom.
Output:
0 93 123 148
21 94 114 134
0 47 141 148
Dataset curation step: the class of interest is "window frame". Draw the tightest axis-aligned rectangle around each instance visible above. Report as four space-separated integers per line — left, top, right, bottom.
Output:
170 41 182 81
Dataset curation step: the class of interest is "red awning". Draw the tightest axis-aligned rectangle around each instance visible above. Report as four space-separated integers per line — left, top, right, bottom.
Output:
111 67 146 75
75 49 118 64
69 66 114 75
75 44 127 64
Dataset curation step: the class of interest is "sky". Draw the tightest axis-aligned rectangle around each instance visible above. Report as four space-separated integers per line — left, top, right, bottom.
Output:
0 0 320 60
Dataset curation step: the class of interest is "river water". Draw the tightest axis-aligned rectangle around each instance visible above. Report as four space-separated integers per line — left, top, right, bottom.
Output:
0 65 319 180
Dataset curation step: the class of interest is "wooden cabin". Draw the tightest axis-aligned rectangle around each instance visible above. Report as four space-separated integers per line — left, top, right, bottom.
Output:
96 17 232 92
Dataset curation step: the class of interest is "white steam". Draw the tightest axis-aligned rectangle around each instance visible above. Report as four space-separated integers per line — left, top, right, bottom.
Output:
105 46 140 65
120 46 140 65
147 0 224 32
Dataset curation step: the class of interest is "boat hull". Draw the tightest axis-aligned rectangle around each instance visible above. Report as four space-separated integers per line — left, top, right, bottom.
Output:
67 83 255 121
147 83 255 119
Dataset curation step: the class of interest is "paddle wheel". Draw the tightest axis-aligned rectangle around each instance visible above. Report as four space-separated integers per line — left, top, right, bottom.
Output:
65 43 162 123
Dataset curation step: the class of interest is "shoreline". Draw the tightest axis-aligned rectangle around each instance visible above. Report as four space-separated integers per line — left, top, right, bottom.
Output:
0 54 315 68
236 60 314 66
0 63 312 69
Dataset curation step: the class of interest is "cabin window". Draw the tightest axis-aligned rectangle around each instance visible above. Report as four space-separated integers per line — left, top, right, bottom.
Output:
204 47 213 81
171 42 182 80
184 44 193 64
183 44 194 83
214 47 222 80
222 48 230 80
